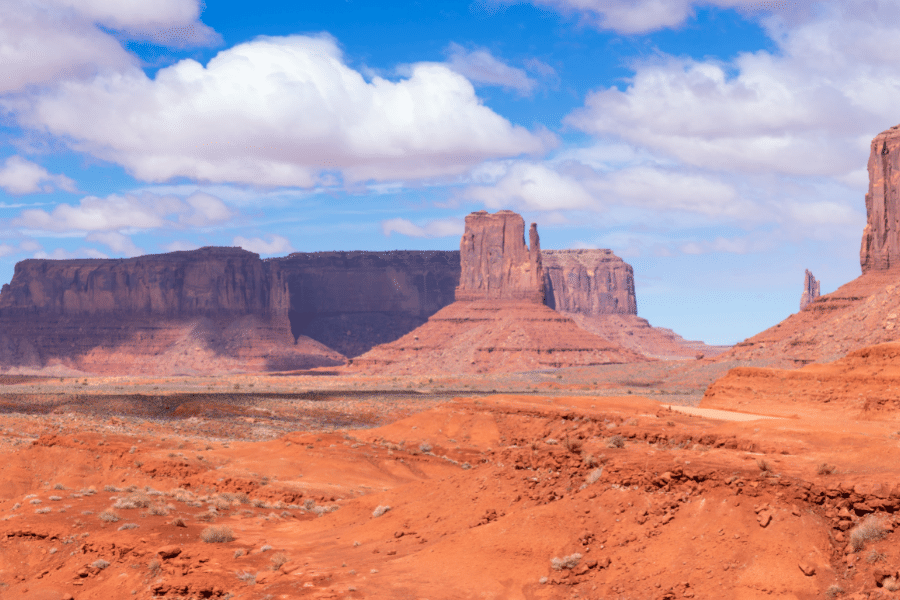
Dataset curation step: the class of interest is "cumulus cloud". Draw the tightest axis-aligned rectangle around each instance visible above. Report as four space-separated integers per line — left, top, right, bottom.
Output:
381 217 464 238
232 234 294 256
463 161 599 211
9 35 553 188
564 2 900 180
0 156 77 195
34 247 108 260
445 43 538 94
504 0 810 34
85 231 143 256
11 190 233 233
0 0 217 94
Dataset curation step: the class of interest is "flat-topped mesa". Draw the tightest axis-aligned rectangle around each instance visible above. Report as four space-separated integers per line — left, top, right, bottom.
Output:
861 124 900 272
799 269 821 311
455 210 545 303
542 249 637 315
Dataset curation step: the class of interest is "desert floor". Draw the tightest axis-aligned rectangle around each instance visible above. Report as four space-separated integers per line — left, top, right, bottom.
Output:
1 359 897 600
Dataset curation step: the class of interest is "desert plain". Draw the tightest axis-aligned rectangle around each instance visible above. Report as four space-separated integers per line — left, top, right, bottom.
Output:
9 128 900 600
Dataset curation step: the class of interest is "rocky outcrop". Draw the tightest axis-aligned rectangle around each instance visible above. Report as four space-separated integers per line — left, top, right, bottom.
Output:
542 249 636 315
349 210 646 374
0 248 343 374
271 251 459 358
799 269 821 311
456 210 544 303
861 125 900 272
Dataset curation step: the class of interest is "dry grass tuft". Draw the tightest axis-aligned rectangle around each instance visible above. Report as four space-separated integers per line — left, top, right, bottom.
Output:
551 553 582 571
849 515 887 552
270 552 288 570
606 435 625 449
817 463 836 475
200 525 235 543
98 509 120 523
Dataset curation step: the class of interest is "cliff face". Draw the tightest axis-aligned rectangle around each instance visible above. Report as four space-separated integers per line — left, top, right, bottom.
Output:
861 125 900 272
542 249 636 316
456 210 544 303
799 269 821 311
272 251 459 358
0 247 278 317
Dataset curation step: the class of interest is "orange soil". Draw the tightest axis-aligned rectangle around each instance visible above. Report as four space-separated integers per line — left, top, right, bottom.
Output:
1 371 897 599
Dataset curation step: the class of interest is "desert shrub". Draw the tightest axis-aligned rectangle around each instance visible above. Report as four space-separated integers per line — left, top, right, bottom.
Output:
302 498 316 510
234 549 245 558
48 496 62 501
260 544 273 553
114 492 151 509
92 559 110 569
35 507 51 514
866 549 887 564
563 437 583 453
171 517 186 527
201 525 235 543
756 459 770 472
270 552 288 569
118 523 138 531
461 462 472 470
148 558 161 576
817 463 836 475
30 499 41 505
551 553 582 571
81 487 97 496
147 504 169 516
11 503 19 510
825 584 844 598
103 485 120 492
606 435 625 449
99 509 120 523
850 515 887 551
236 570 256 584
53 483 66 490
372 505 391 518
419 442 433 453
582 454 597 467
544 438 558 445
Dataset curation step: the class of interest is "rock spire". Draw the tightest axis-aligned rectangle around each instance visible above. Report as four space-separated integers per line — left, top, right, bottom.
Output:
861 125 900 272
455 210 544 303
799 269 821 310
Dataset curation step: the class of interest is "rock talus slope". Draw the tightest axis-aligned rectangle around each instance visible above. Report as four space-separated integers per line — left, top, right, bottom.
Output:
350 210 645 374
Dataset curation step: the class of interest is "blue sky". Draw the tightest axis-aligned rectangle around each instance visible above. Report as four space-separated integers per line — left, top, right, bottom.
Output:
0 0 893 345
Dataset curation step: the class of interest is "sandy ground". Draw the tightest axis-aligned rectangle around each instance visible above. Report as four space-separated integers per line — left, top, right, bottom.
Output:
1 359 898 599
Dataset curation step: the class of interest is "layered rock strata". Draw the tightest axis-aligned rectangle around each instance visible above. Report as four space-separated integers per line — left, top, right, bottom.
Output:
542 249 636 315
349 211 646 374
799 269 821 311
0 248 343 374
861 125 900 272
456 210 544 303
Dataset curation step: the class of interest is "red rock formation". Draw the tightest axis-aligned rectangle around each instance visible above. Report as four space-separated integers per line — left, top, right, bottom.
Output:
0 247 344 374
861 125 900 272
542 249 636 315
799 269 820 311
271 251 459 357
456 210 544 303
349 210 646 374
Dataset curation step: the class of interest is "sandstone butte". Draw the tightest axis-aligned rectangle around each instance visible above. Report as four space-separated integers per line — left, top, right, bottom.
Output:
718 123 900 367
0 214 718 376
349 210 648 374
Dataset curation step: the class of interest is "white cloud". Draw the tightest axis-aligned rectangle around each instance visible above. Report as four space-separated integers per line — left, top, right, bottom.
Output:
85 231 143 256
0 0 217 95
10 35 553 188
463 161 599 211
504 0 813 34
445 43 537 94
34 247 108 260
0 156 77 195
564 2 900 180
381 217 464 238
163 240 200 252
232 234 294 256
11 190 232 233
0 244 16 257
